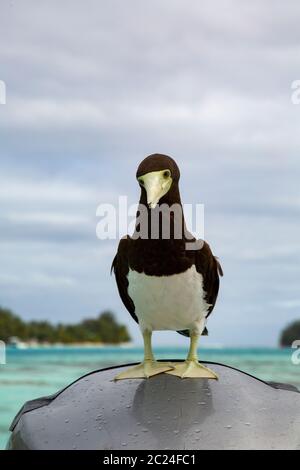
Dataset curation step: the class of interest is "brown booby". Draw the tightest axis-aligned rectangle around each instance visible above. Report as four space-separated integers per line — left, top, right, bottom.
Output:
112 154 223 379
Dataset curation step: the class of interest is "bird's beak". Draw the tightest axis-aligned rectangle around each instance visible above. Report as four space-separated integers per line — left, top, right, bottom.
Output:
140 170 172 209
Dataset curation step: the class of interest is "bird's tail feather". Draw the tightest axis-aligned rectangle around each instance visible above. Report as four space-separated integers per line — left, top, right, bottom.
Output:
177 327 208 338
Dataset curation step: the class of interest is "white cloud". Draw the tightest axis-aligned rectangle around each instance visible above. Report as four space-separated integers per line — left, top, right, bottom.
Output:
6 212 89 226
0 272 76 288
273 300 300 309
0 177 97 203
2 98 107 129
0 0 300 345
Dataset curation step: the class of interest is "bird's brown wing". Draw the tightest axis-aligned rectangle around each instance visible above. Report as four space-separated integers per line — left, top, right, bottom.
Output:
196 240 223 319
111 236 138 324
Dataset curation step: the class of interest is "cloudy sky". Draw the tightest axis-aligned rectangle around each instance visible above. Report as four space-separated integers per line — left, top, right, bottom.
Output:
0 0 300 346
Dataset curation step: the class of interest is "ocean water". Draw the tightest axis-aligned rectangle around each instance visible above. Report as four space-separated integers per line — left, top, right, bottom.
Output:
1 346 299 449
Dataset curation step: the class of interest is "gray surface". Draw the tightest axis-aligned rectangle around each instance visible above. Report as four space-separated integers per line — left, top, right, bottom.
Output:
7 363 300 450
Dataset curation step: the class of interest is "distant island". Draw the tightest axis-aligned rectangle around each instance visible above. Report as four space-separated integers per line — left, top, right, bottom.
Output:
280 320 300 347
0 306 131 346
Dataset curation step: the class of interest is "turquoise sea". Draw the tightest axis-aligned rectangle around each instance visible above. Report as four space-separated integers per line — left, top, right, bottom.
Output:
1 346 299 449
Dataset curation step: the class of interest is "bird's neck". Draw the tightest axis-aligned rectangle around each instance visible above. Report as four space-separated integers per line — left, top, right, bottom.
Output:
134 185 189 242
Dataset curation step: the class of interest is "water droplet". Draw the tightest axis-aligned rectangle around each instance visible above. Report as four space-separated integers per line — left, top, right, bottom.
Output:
65 419 69 423
225 425 232 429
174 430 179 434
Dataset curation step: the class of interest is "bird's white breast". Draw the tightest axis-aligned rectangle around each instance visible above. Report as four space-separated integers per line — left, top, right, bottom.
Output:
127 265 210 333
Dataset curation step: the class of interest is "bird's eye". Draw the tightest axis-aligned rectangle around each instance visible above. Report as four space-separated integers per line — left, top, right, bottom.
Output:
163 170 170 178
139 179 144 186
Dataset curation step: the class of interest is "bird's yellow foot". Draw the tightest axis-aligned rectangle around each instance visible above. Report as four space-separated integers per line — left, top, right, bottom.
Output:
114 360 174 380
165 360 218 379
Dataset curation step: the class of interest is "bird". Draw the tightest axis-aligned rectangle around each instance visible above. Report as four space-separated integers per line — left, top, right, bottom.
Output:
112 153 223 380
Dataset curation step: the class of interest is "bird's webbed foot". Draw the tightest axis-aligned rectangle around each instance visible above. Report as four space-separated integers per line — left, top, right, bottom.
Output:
165 360 218 379
114 360 174 380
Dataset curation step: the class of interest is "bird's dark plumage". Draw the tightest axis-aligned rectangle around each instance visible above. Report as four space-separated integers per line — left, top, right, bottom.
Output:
111 153 223 338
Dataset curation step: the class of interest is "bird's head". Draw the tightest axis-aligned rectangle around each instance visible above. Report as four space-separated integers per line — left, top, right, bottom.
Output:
136 154 180 209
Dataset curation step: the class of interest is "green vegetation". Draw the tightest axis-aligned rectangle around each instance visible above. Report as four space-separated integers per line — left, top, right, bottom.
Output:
280 320 300 347
0 306 131 345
